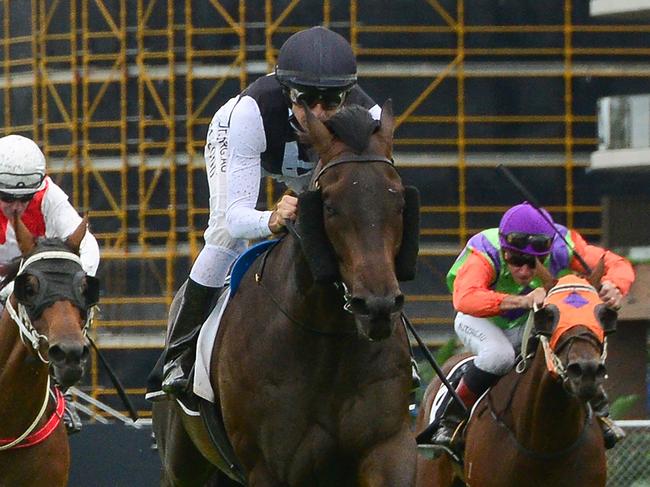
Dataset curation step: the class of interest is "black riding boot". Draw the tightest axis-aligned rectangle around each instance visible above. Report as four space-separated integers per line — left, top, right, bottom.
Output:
62 389 82 435
590 386 625 449
161 279 219 396
417 362 499 447
429 378 477 447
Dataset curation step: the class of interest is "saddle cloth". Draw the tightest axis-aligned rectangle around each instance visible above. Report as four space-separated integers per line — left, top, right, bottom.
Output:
193 239 278 403
193 288 231 402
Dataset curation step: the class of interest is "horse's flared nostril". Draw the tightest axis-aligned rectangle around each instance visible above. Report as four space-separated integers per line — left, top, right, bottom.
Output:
393 294 405 312
351 294 403 318
49 342 89 366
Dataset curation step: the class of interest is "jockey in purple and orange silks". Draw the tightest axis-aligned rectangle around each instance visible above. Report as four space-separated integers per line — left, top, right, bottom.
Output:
0 134 101 435
420 202 634 451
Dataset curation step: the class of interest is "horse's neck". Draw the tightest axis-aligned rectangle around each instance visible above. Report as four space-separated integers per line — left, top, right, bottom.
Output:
0 313 51 436
508 346 587 450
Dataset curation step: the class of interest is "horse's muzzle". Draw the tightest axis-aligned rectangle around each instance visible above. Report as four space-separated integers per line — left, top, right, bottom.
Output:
49 340 89 387
350 294 404 341
564 358 606 401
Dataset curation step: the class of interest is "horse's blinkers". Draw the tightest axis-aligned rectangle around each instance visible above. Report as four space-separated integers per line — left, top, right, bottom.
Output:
296 186 420 283
14 259 100 320
533 304 559 336
533 302 618 338
594 304 617 335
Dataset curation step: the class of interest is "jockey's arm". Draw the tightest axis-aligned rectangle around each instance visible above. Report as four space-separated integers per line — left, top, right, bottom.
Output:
453 251 507 316
453 251 545 316
569 230 635 296
222 96 275 240
42 181 100 277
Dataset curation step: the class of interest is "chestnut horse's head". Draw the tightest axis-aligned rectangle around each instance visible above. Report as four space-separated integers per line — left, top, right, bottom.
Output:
296 100 420 341
3 217 99 387
533 274 616 401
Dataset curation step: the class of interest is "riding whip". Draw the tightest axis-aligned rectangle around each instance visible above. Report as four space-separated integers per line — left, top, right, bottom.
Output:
496 164 593 275
401 314 468 414
88 336 139 421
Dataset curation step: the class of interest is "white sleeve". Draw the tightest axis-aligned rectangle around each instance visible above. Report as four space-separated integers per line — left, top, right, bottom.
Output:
224 96 274 239
41 180 101 276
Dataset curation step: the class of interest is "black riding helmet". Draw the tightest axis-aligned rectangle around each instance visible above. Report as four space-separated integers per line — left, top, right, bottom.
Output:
275 26 357 90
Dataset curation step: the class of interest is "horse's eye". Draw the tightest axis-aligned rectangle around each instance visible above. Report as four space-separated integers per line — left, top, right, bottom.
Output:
324 204 337 217
24 275 39 297
78 277 88 295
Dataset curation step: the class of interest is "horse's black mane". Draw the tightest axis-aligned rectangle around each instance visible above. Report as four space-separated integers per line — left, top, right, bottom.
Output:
323 104 379 154
0 237 73 291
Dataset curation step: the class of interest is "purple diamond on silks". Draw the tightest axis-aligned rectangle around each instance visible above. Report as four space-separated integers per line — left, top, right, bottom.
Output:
563 291 589 308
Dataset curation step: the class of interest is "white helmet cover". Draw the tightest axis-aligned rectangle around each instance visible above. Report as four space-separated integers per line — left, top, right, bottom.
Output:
0 134 47 195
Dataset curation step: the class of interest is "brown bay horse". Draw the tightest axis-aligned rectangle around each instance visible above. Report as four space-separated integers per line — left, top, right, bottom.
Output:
153 101 420 486
0 218 98 486
416 274 613 487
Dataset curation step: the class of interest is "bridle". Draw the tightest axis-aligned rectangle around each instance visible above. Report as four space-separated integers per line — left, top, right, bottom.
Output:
4 250 97 364
312 154 394 189
538 282 607 383
258 154 400 335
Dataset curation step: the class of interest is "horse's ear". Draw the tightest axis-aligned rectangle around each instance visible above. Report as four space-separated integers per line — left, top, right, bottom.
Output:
587 255 605 289
13 214 36 255
65 216 88 254
302 101 334 157
535 259 557 291
378 99 395 155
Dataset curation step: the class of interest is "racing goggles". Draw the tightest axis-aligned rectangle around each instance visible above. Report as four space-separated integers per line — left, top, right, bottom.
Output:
504 251 537 269
288 86 348 110
502 232 553 253
0 191 35 203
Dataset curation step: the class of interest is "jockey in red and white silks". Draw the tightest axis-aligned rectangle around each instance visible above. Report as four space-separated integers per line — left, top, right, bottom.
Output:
0 135 99 278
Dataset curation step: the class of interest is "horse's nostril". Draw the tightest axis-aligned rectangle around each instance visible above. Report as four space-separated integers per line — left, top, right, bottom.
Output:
393 294 405 312
49 342 88 365
48 345 66 364
349 297 370 315
566 362 583 381
596 363 607 381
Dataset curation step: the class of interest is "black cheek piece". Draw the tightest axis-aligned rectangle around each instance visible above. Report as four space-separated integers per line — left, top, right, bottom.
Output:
295 186 420 283
533 302 618 337
533 304 560 336
14 270 100 321
594 303 617 335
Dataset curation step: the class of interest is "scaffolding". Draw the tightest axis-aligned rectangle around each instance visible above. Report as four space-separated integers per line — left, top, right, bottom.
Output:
1 0 648 417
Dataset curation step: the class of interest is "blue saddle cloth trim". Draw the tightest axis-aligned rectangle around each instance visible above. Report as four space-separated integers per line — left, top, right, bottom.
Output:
229 239 278 295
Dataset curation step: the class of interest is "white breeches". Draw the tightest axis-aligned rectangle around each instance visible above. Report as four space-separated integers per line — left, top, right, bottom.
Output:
454 312 526 376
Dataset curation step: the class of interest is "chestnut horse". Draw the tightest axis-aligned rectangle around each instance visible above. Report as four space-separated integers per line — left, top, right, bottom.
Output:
153 101 420 486
416 274 613 487
0 218 98 486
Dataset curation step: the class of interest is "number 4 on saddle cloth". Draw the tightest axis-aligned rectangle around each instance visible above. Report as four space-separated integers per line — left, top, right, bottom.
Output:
145 239 279 406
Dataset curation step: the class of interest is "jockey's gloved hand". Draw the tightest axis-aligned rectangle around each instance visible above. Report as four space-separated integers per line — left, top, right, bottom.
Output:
269 194 298 234
526 287 547 309
599 281 622 309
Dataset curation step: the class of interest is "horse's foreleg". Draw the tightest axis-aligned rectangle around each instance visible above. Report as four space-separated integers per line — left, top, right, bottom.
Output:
358 428 416 487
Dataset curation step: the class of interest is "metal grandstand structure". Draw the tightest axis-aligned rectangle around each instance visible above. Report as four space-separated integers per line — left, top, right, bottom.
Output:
1 0 649 422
